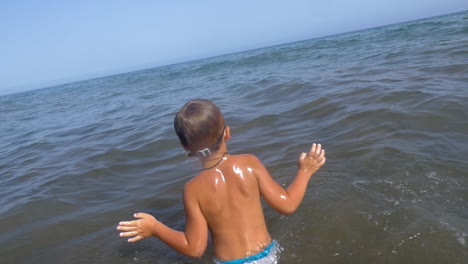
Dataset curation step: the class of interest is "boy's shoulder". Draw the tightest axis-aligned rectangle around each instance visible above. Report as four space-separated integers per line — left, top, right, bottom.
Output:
184 153 264 193
229 153 255 158
227 153 260 164
226 153 265 172
187 154 262 182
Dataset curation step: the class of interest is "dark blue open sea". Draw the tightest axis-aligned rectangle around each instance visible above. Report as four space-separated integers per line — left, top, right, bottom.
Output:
1 11 467 264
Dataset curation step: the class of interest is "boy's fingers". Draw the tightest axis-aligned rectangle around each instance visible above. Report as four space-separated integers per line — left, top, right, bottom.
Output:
120 231 138 237
117 226 136 231
310 143 317 154
315 144 322 154
134 212 147 219
300 152 306 160
128 235 143 243
119 221 133 226
319 149 325 159
320 157 326 166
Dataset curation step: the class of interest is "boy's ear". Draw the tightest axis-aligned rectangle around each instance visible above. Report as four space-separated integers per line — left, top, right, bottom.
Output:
224 126 231 141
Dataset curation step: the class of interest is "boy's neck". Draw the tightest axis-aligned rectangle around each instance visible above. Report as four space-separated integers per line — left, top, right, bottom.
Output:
199 143 228 170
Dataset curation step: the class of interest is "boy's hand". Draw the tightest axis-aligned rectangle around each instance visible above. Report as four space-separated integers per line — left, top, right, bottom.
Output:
298 143 326 174
117 212 157 242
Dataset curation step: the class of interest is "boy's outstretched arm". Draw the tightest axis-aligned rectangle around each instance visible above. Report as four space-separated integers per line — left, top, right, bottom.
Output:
251 143 326 215
117 183 208 257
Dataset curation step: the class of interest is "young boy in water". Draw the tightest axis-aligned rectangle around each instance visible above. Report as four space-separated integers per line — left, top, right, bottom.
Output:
117 99 326 263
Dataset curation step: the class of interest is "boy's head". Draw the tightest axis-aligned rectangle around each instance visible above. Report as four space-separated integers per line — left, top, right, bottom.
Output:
174 99 226 157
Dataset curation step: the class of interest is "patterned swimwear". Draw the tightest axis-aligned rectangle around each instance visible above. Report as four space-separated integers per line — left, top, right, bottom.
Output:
213 241 280 264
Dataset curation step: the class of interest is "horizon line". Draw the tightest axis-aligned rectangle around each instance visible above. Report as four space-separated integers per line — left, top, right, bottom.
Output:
2 9 466 98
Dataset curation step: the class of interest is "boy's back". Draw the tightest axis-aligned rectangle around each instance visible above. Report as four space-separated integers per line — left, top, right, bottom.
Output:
188 154 271 260
117 99 326 263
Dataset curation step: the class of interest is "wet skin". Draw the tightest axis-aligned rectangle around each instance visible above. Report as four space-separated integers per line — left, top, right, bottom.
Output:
117 126 326 261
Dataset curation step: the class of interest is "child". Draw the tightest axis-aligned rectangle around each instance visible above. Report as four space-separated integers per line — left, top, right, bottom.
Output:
117 99 326 263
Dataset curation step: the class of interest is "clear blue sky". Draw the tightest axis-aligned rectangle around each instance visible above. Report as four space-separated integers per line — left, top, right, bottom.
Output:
1 0 467 95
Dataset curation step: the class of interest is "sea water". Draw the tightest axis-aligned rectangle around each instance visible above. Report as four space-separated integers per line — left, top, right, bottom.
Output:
0 11 467 264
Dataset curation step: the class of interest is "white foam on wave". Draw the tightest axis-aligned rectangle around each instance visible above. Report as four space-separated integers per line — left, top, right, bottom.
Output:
456 233 466 247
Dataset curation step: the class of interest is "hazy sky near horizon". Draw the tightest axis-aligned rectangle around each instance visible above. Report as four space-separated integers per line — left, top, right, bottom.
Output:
1 1 467 95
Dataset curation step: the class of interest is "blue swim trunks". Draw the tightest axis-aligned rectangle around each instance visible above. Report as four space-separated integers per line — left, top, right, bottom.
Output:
213 241 279 264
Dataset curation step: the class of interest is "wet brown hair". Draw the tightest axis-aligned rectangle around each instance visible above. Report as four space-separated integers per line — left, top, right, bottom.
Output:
174 99 225 157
